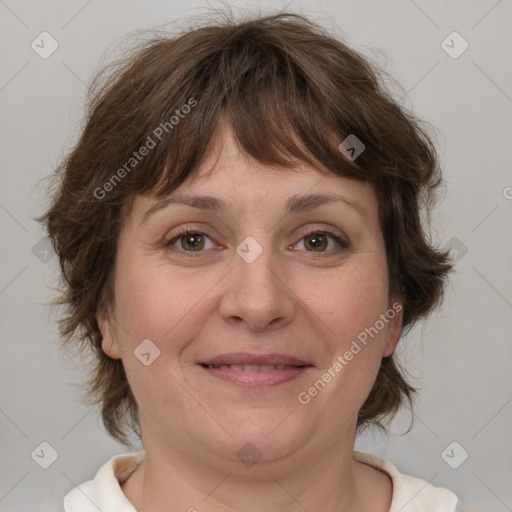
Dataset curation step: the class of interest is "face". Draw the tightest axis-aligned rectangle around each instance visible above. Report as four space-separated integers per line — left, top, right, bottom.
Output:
99 123 403 469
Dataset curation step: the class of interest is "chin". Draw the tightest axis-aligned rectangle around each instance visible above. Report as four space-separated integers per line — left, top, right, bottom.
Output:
208 409 312 464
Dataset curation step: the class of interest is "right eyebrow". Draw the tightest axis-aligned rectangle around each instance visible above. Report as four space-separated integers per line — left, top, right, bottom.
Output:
141 195 226 224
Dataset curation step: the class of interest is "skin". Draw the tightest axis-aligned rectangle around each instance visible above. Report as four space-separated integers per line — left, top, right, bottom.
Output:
99 121 403 512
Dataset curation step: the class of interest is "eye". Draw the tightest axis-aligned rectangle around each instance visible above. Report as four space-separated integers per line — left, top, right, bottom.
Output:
165 229 216 253
164 226 349 257
292 229 348 254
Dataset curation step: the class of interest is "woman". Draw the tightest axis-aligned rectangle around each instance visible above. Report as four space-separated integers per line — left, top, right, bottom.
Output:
40 12 458 511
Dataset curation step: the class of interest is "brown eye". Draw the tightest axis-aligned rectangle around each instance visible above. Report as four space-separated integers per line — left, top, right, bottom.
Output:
304 233 328 251
166 231 215 252
180 233 205 251
293 230 348 255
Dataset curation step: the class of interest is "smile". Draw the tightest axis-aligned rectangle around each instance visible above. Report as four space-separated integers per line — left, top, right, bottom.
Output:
202 364 301 371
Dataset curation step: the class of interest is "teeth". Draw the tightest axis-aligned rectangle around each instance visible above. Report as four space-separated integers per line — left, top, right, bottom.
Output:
205 364 299 371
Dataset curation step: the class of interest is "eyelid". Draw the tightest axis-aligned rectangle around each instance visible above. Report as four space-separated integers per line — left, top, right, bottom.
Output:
294 225 349 247
164 225 218 247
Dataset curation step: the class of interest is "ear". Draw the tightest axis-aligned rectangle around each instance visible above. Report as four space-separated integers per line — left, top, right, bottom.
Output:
97 308 121 359
382 300 404 357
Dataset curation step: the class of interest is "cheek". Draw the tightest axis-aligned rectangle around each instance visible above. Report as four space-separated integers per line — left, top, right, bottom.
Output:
114 272 169 344
296 263 391 412
303 265 389 344
112 261 212 413
113 258 220 350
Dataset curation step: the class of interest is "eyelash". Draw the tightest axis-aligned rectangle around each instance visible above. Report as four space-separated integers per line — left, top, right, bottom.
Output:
164 225 349 258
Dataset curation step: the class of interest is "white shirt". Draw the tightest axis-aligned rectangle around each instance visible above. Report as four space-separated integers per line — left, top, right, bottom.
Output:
64 451 458 511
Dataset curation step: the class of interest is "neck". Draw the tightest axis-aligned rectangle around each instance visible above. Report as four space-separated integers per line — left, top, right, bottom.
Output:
122 428 366 512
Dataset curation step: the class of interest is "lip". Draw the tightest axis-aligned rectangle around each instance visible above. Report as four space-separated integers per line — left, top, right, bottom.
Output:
197 352 314 388
198 352 311 367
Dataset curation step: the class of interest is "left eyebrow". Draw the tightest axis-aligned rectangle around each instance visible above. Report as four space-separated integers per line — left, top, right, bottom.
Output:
141 192 369 225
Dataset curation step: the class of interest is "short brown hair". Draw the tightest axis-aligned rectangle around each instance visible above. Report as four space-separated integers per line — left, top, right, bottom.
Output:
38 11 452 444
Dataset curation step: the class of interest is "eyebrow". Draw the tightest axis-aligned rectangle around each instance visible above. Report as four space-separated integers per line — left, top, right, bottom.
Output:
141 192 369 224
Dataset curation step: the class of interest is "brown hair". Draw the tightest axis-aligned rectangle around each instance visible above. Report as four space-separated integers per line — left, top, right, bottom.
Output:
38 11 452 444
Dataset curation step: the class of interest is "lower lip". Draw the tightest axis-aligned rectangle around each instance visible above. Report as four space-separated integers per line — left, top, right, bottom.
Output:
199 365 312 388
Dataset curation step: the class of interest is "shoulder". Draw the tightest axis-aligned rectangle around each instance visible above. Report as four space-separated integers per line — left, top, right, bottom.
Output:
353 451 459 512
63 451 144 512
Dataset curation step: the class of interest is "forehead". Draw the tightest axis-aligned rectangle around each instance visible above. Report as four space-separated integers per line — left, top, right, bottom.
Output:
194 135 321 188
125 122 379 224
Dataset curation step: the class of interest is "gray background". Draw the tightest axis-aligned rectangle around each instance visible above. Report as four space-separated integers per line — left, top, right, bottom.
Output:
1 0 511 510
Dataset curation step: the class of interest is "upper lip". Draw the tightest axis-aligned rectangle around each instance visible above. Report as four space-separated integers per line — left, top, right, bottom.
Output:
198 353 312 367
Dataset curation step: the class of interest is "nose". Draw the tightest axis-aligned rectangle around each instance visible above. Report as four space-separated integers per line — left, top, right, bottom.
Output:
218 241 297 332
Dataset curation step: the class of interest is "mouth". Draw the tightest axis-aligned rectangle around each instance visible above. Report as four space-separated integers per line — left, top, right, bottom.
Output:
197 353 314 388
201 363 306 371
